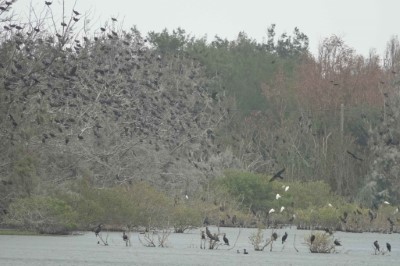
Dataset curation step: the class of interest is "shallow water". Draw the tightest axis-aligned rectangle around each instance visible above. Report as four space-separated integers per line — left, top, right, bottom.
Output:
0 227 399 265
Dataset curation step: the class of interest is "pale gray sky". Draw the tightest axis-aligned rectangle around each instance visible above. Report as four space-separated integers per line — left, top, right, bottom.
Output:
10 0 400 57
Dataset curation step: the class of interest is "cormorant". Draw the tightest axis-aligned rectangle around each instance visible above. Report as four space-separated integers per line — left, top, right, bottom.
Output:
310 234 315 245
374 240 380 251
386 242 391 252
243 249 248 254
272 232 278 241
223 233 229 245
282 232 288 244
94 224 102 236
334 239 341 246
123 231 128 241
269 168 285 182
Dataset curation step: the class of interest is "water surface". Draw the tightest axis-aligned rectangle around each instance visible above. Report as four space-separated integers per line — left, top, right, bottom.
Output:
0 227 398 265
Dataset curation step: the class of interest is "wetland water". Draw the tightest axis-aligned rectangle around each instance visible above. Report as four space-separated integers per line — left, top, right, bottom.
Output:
0 227 399 265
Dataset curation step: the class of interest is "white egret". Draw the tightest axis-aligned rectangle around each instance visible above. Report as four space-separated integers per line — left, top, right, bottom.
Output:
276 193 281 200
285 186 289 192
269 208 275 214
280 206 285 212
383 201 390 205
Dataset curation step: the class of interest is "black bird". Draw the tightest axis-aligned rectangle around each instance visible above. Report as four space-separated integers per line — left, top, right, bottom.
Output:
282 232 288 244
111 17 117 21
45 1 52 6
272 232 278 241
73 10 80 15
223 233 229 245
386 242 391 252
310 234 316 245
346 150 363 161
269 168 285 182
243 249 248 254
334 239 341 246
94 224 102 236
324 228 333 235
123 231 128 241
374 240 380 251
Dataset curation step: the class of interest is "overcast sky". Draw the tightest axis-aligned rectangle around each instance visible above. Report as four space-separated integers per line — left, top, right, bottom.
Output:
10 0 400 57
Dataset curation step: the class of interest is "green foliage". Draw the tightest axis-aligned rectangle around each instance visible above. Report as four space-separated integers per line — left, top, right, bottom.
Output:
217 171 273 213
5 196 77 234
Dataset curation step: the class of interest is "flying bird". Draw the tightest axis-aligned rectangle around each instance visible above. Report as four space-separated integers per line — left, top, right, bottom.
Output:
334 239 341 246
346 150 363 161
282 232 288 244
270 168 285 182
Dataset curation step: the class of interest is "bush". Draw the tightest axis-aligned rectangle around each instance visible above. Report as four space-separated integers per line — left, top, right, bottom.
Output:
5 196 77 234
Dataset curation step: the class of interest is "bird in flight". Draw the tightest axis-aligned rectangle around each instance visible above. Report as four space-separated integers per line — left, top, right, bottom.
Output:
346 150 363 161
269 168 285 182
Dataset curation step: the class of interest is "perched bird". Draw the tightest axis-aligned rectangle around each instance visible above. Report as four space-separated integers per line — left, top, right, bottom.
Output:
73 10 80 15
328 203 333 207
374 240 380 252
383 201 390 205
272 232 278 241
45 1 52 6
282 232 288 244
270 168 285 182
94 224 102 236
268 208 275 214
185 194 189 199
334 239 341 246
243 248 248 254
324 228 333 235
284 186 289 192
280 206 285 213
386 242 391 252
223 233 229 245
310 234 316 245
123 232 128 241
276 194 282 200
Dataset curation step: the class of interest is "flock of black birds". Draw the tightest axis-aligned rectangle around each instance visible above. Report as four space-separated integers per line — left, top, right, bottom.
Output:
1 0 227 189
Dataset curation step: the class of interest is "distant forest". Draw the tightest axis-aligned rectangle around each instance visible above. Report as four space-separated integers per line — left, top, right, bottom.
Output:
1 1 400 233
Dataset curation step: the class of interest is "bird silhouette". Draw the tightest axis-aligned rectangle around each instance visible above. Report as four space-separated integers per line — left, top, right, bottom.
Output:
334 239 341 246
374 240 380 251
269 168 285 182
282 232 288 244
73 10 80 15
94 224 102 236
45 1 52 6
243 248 248 254
310 234 315 245
123 231 128 241
223 233 229 245
272 232 278 241
386 242 391 252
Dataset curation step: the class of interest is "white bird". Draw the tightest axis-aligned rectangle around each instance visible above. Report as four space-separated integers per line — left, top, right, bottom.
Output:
393 207 399 214
328 203 333 207
269 208 275 214
280 206 285 213
383 201 390 205
276 194 281 200
285 186 289 192
185 195 189 199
